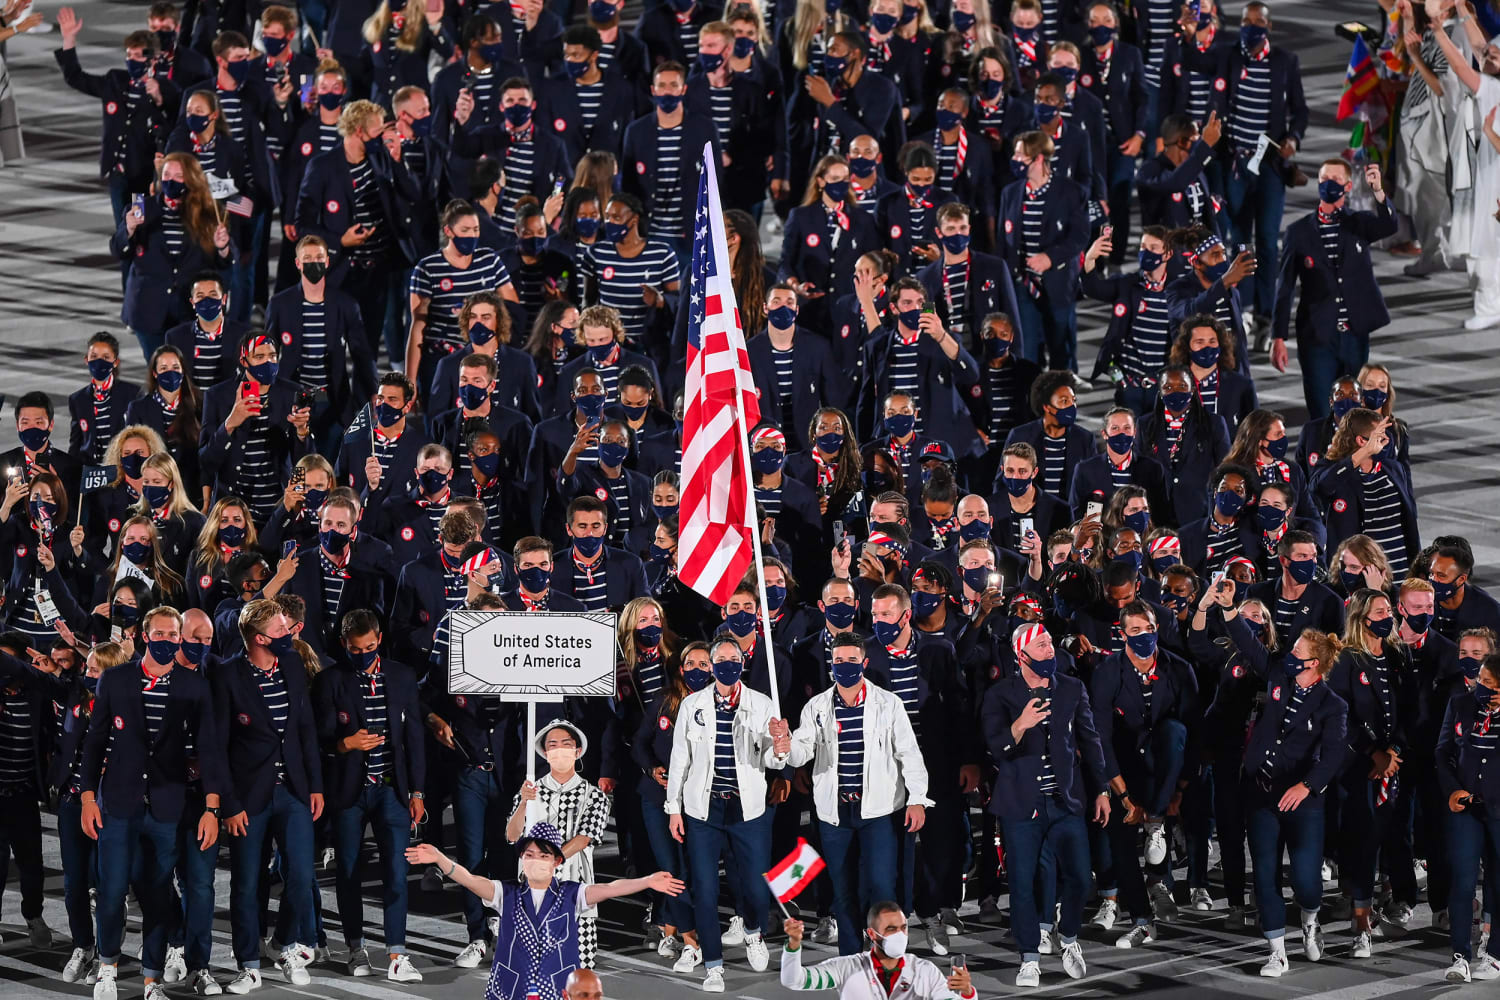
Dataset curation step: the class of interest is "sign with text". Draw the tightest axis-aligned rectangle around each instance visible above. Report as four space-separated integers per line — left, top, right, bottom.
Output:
446 610 618 702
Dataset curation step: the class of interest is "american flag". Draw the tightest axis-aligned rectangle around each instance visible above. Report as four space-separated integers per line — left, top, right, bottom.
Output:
679 143 761 609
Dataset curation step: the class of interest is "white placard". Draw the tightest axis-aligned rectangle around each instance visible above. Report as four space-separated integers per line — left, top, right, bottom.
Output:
446 610 618 702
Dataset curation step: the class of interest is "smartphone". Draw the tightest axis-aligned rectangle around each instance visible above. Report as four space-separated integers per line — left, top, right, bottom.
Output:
300 77 314 105
1019 516 1034 540
923 302 937 314
1085 500 1103 519
365 724 386 739
552 178 565 197
290 466 306 492
1028 686 1052 708
295 388 316 410
832 520 845 549
241 379 259 400
988 571 1002 589
1101 224 1113 239
132 193 145 218
951 955 968 972
282 539 297 559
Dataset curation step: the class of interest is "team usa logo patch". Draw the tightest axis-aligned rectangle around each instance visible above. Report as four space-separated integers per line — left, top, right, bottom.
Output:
1114 303 1127 317
890 225 903 239
970 385 982 397
1232 665 1245 678
554 118 567 132
1333 499 1348 513
1308 452 1320 466
401 526 416 541
1004 219 1013 234
594 488 608 501
114 716 125 730
301 142 313 156
806 233 821 248
338 711 350 724
80 418 89 432
1081 74 1093 86
603 266 616 280
14 545 24 558
237 713 251 725
281 331 293 345
636 161 646 174
326 200 340 214
840 325 851 338
108 519 120 532
106 102 118 114
659 715 671 730
1359 672 1370 686
1271 686 1282 701
455 696 467 708
1304 256 1315 269
200 575 213 589
440 278 454 291
1213 78 1226 91
1172 192 1183 202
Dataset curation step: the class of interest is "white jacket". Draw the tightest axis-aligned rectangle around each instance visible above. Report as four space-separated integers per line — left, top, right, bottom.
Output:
665 684 788 821
788 681 932 824
781 945 973 1000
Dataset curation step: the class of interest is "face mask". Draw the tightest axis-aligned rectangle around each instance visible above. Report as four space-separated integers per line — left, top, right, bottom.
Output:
1138 247 1165 273
371 401 403 428
822 54 847 78
897 307 924 330
142 483 172 509
1107 432 1134 455
265 633 295 659
1010 158 1031 180
161 178 187 201
246 360 278 383
147 639 179 664
518 566 551 593
961 567 992 594
1239 23 1267 49
451 234 479 256
935 109 964 133
1190 345 1220 369
193 296 224 322
1001 474 1031 498
262 34 288 57
1362 388 1388 411
725 609 758 637
868 11 899 33
1215 490 1245 517
652 93 683 113
871 618 904 646
30 499 58 525
1088 24 1116 45
521 857 558 882
409 113 433 138
756 585 783 614
586 343 619 368
156 28 177 50
503 104 534 127
1053 66 1078 85
478 41 507 65
1285 557 1318 585
900 590 940 622
303 489 326 514
1461 656 1483 681
469 451 500 479
952 9 975 30
461 320 497 350
1256 504 1286 532
957 519 990 544
564 57 593 81
860 470 889 495
589 0 617 20
900 2 920 22
121 453 147 479
1051 404 1077 426
319 527 351 554
181 640 208 666
1317 178 1346 205
575 393 606 422
733 36 757 58
1161 592 1191 615
653 503 676 522
122 541 151 564
824 603 857 630
156 370 184 393
1034 103 1059 126
520 235 545 257
1125 631 1157 658
1367 616 1395 639
823 179 850 202
572 534 605 558
711 658 743 686
544 745 578 774
1160 389 1193 413
126 57 151 79
699 51 724 73
226 59 252 84
979 76 1004 100
86 359 118 386
111 602 139 625
1115 505 1146 533
1113 550 1144 573
884 414 915 439
290 257 326 285
832 659 865 687
765 303 799 330
940 233 970 255
816 431 844 454
683 668 713 691
598 441 629 468
219 523 246 548
1202 257 1231 283
1283 651 1308 678
458 383 489 410
751 448 784 475
1026 654 1056 678
1431 576 1459 603
18 426 49 452
602 220 631 244
186 112 213 135
318 91 345 111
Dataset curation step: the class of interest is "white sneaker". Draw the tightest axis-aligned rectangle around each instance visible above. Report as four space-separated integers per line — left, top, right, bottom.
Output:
277 947 311 986
1303 919 1324 962
63 947 93 983
1115 923 1155 949
925 924 950 955
1464 314 1500 331
387 955 423 982
85 958 102 985
1352 931 1372 959
1148 883 1179 923
1145 823 1167 865
812 916 838 944
745 932 769 972
488 917 500 939
673 944 704 974
259 936 277 964
348 947 372 977
701 966 725 992
1320 859 1335 883
940 908 965 936
1037 928 1056 955
164 945 188 983
1061 941 1086 979
145 982 169 1000
1260 949 1289 978
93 964 118 1000
658 934 683 960
1415 860 1429 889
454 940 486 969
1015 960 1040 987
1448 954 1473 983
1385 902 1414 930
1473 955 1500 980
225 969 260 995
721 917 747 947
320 847 336 870
191 969 222 995
1092 899 1119 930
1191 888 1213 911
29 917 54 949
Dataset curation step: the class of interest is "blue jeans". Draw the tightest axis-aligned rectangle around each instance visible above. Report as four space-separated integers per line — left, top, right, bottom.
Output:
0 791 43 922
638 779 694 933
1225 162 1286 317
1297 329 1370 420
1448 808 1500 960
1337 765 1401 909
228 219 263 324
57 797 97 950
1013 281 1079 371
818 802 899 955
1106 149 1139 262
228 785 316 967
1000 797 1092 962
453 766 513 943
96 807 179 975
169 809 220 970
1126 719 1189 819
332 783 412 952
1245 785 1323 937
683 796 774 967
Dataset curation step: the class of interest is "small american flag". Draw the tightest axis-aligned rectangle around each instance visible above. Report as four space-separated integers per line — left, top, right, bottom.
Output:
679 143 761 610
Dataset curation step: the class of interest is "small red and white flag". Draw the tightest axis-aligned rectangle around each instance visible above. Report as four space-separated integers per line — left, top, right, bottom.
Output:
765 839 825 904
460 546 499 576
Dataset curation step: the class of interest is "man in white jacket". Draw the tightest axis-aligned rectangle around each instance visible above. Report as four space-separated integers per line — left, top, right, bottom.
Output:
780 904 976 999
665 635 792 993
787 631 932 955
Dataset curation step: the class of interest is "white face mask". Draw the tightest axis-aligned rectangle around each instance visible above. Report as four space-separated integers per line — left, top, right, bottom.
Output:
521 857 556 882
873 930 908 959
546 746 578 773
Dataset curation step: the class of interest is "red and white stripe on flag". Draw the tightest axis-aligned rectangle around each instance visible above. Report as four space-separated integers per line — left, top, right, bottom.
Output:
460 546 497 576
766 838 825 903
679 142 762 607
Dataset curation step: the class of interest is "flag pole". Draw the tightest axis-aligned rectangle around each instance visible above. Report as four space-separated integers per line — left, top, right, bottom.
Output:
762 874 794 922
731 390 782 721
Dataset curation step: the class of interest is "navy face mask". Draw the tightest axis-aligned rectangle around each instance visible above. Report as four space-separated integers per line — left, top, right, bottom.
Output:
870 11 899 32
156 370 184 393
985 337 1012 359
377 402 404 427
635 624 663 647
1113 550 1144 572
979 77 1003 100
186 113 212 134
941 233 970 254
1404 611 1433 635
1162 390 1192 413
1264 436 1290 461
824 602 858 630
1088 24 1115 45
518 566 551 592
121 453 147 479
246 360 278 383
1107 432 1134 455
572 534 605 558
1367 616 1395 639
122 541 152 564
711 656 744 687
683 669 714 691
1285 557 1318 585
1215 490 1245 517
1139 248 1164 272
725 610 758 636
112 603 139 624
142 484 172 509
1317 178 1346 205
884 413 915 439
961 566 992 594
1190 346 1220 369
194 296 224 322
752 448 784 475
831 659 865 687
1362 388 1389 411
767 305 797 328
733 36 757 58
911 590 944 619
936 108 964 131
765 585 786 611
472 452 501 478
1331 396 1359 421
1123 510 1149 535
952 10 975 30
88 358 116 381
419 469 448 495
959 519 990 542
1026 654 1056 679
816 431 844 453
598 441 630 468
1003 475 1032 498
1051 404 1077 426
458 384 489 410
575 393 606 423
319 91 345 110
319 528 351 554
147 639 180 664
1256 504 1287 532
653 503 676 521
1125 631 1157 659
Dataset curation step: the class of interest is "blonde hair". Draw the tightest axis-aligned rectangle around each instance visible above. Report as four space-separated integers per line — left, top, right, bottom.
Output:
362 0 426 50
1297 628 1345 678
1342 588 1398 656
1236 598 1277 650
577 304 626 343
156 153 219 252
103 425 168 488
1015 130 1056 161
337 100 385 138
1324 407 1381 463
90 642 132 671
193 497 258 575
132 452 198 520
801 153 854 207
1331 533 1393 585
617 596 679 681
238 598 285 648
791 0 847 70
111 515 185 599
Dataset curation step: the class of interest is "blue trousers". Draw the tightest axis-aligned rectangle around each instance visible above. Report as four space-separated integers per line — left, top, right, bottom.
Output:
1105 149 1139 263
1297 330 1370 420
57 797 97 950
0 790 44 922
1225 163 1286 317
1001 797 1092 962
332 783 412 952
453 766 513 944
228 785 315 967
1337 765 1401 909
683 796 773 967
638 779 694 933
1448 807 1500 960
1013 281 1078 372
818 803 898 955
168 810 220 969
1245 785 1323 938
96 807 179 976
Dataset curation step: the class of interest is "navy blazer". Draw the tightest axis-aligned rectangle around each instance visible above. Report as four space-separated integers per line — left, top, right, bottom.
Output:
1242 674 1347 798
1327 646 1416 764
282 539 390 660
165 319 251 389
110 197 234 334
1176 512 1243 575
1082 269 1173 380
963 356 1041 443
198 376 314 506
390 548 511 666
684 70 782 204
537 67 644 168
996 175 1090 303
426 55 527 155
983 671 1110 818
371 492 446 567
1211 44 1308 151
865 633 978 787
68 380 142 463
875 186 952 275
420 677 514 770
313 659 426 810
1273 200 1398 347
557 462 655 555
747 330 847 449
451 124 572 214
1246 579 1346 655
294 145 422 276
621 110 722 238
1437 691 1500 818
635 0 724 67
0 652 70 794
1090 648 1198 780
855 326 983 457
265 283 374 418
778 201 880 299
551 350 661 417
1001 420 1098 503
1135 141 1223 233
56 49 175 186
1164 270 1249 375
1079 41 1148 144
1202 368 1259 430
1138 407 1230 525
211 654 323 816
432 346 542 426
428 403 533 484
334 415 432 500
916 251 1021 356
1066 451 1170 521
548 543 650 611
81 660 222 823
786 70 905 197
123 393 202 495
1310 456 1421 567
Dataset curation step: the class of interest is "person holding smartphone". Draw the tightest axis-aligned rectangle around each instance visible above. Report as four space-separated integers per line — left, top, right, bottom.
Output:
780 904 974 998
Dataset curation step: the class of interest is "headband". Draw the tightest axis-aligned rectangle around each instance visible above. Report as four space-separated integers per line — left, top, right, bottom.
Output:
1012 621 1049 657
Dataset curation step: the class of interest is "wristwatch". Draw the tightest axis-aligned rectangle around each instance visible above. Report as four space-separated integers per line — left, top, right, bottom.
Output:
410 791 425 800
206 806 221 818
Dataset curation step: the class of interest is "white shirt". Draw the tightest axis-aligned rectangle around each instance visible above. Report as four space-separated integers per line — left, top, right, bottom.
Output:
781 947 974 1000
664 684 789 821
